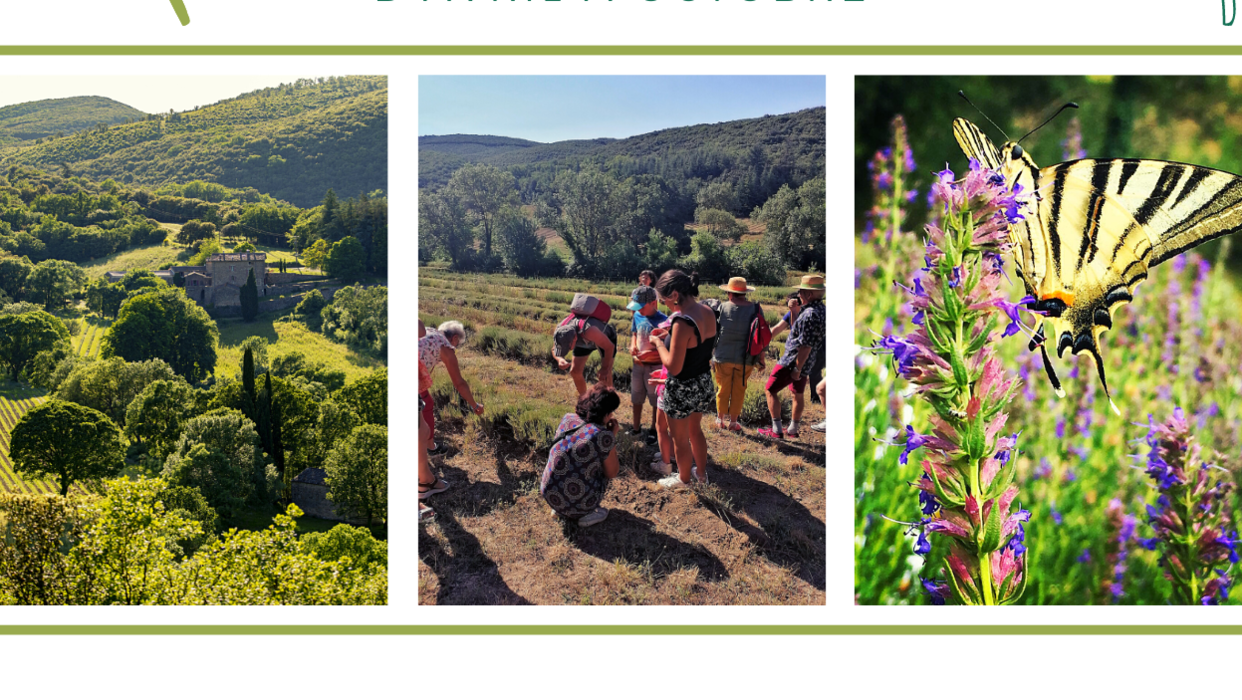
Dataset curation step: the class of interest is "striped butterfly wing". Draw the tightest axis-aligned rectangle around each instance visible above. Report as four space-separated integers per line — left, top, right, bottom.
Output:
1029 158 1242 408
953 118 1004 170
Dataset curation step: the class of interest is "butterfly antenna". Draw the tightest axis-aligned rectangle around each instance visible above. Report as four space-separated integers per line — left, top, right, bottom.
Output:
958 91 1010 141
1018 102 1080 145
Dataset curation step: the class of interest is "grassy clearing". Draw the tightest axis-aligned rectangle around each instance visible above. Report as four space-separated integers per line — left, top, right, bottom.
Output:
214 312 383 382
419 270 825 605
80 242 188 279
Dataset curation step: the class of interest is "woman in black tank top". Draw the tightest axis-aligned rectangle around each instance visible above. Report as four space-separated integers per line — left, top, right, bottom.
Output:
651 270 717 488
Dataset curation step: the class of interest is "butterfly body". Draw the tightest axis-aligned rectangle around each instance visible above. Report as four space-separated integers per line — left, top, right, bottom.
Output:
954 117 1242 412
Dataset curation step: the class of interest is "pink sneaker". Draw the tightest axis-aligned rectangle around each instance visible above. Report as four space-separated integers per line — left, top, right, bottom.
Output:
727 422 744 433
757 427 784 440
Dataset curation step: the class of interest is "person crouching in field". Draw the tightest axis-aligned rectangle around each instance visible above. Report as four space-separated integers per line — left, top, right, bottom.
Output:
552 294 617 398
627 284 666 445
540 384 622 527
759 275 826 440
651 270 717 488
712 277 767 433
419 320 485 464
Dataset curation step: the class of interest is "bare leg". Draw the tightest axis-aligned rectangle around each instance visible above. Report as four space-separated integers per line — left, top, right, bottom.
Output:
569 355 589 397
688 412 708 477
419 414 434 485
816 378 826 406
766 387 783 426
656 410 673 464
668 415 694 483
632 402 643 431
792 385 806 423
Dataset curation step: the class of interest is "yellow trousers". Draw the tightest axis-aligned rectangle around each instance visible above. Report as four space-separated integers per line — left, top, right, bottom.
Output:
713 362 754 419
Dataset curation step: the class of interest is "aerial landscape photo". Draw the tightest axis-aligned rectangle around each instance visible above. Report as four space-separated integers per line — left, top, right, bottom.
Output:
418 76 826 605
0 75 388 604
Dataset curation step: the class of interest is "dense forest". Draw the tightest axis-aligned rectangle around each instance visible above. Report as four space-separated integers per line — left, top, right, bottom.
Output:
420 107 825 212
1 76 387 208
0 96 146 147
419 108 826 282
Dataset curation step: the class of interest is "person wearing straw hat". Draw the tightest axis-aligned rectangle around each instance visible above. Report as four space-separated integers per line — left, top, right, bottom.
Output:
758 274 825 440
712 276 767 432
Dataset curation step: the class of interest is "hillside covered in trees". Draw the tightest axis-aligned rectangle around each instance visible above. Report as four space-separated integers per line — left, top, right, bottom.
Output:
419 107 825 281
0 97 146 147
420 106 825 211
1 76 387 208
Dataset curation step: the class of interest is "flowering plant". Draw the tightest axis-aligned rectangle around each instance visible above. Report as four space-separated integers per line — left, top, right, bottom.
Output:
877 160 1033 605
1139 408 1237 604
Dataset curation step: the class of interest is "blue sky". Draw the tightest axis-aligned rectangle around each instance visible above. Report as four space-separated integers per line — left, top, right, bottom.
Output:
0 76 320 114
419 75 825 142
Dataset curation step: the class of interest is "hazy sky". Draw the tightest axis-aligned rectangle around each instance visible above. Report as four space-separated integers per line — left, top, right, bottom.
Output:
419 75 825 142
0 76 322 114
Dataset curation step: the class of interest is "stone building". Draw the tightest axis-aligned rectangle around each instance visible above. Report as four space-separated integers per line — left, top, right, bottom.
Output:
292 467 365 524
106 252 268 308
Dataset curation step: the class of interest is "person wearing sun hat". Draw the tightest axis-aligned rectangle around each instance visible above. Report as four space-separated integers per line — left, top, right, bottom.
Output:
758 273 825 440
627 284 667 443
711 276 767 432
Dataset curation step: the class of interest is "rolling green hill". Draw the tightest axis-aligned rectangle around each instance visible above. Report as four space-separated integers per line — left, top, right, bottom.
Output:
1 76 387 208
0 96 146 147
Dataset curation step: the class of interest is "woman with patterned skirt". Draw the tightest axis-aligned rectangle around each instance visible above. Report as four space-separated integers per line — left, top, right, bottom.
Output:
540 384 622 527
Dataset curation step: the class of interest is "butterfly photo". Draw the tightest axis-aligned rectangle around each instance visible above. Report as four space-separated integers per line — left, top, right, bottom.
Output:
856 76 1242 606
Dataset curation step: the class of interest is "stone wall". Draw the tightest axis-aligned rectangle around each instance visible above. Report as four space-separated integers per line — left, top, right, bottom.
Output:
207 284 343 318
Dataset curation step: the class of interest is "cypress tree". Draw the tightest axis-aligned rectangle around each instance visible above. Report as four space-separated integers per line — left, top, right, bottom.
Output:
240 267 259 321
257 372 273 456
242 347 256 407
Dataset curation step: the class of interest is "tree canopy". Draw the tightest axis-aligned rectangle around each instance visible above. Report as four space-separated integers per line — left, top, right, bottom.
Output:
103 286 218 383
9 399 125 496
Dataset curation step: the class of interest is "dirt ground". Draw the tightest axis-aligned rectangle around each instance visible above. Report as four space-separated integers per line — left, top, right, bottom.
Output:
418 352 825 605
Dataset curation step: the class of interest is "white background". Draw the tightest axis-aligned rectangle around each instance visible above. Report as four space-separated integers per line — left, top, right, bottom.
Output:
2 0 1240 46
4 51 1242 695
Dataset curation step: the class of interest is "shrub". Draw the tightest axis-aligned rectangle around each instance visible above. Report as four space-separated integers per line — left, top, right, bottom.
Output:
739 383 790 426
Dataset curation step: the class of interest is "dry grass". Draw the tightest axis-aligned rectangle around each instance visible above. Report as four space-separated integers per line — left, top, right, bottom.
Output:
418 349 825 605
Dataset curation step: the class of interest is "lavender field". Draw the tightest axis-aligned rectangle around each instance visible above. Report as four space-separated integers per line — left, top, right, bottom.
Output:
855 87 1242 605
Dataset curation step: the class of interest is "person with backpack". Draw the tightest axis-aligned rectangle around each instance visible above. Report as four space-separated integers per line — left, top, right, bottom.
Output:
711 277 770 433
552 293 617 398
759 274 826 440
627 284 667 444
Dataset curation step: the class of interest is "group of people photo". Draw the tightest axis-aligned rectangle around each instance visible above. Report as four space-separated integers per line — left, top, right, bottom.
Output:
417 268 826 527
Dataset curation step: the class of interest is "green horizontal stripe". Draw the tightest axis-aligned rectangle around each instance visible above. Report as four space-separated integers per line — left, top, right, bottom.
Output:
0 625 1241 634
1 45 1242 55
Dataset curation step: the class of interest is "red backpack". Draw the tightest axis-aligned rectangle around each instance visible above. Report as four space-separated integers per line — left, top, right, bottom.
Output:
747 304 773 357
558 294 615 342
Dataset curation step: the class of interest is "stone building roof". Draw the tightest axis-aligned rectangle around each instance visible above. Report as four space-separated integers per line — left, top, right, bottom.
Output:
207 253 266 263
293 467 327 486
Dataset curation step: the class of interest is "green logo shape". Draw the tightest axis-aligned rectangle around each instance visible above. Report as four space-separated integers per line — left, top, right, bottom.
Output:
169 0 190 25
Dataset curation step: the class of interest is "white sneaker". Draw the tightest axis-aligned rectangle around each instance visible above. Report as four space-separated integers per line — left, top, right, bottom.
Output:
577 507 609 527
810 420 826 433
650 458 673 476
658 475 691 489
692 466 708 484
